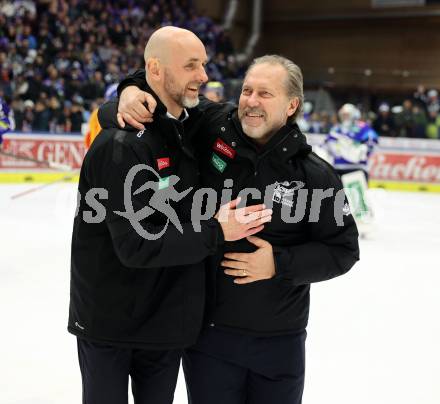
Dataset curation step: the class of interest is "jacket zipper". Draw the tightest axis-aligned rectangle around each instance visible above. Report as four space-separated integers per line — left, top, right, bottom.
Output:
231 115 296 176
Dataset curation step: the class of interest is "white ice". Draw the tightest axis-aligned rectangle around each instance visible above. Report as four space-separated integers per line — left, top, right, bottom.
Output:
0 183 439 404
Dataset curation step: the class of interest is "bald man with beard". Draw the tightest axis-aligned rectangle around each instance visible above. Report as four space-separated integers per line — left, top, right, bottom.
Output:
68 27 271 404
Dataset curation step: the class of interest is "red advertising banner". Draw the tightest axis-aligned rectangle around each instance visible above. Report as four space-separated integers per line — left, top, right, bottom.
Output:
0 134 86 170
370 153 440 183
1 133 440 186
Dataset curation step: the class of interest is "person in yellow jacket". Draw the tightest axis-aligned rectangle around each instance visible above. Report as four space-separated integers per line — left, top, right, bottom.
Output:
84 107 101 148
84 84 118 148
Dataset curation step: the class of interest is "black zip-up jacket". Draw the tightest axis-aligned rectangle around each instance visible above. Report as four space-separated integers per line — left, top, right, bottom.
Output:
101 71 360 336
195 105 359 335
68 86 224 350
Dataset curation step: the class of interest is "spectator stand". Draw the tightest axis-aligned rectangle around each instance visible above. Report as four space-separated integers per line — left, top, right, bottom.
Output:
0 0 238 136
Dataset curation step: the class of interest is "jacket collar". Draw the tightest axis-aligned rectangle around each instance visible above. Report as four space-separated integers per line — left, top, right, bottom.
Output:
167 109 189 122
142 83 167 118
137 82 189 123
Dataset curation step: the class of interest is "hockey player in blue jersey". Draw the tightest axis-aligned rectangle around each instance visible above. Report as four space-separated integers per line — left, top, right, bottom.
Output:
325 103 378 180
0 97 14 147
325 103 378 237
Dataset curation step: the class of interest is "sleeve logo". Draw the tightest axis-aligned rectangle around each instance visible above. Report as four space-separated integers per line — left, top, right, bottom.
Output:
157 157 170 171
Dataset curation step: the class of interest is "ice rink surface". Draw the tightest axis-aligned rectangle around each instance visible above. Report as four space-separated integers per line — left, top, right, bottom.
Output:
0 183 439 404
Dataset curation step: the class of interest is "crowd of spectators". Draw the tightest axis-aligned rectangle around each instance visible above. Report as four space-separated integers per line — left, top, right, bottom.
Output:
369 86 440 139
0 0 238 133
301 85 440 139
2 1 440 139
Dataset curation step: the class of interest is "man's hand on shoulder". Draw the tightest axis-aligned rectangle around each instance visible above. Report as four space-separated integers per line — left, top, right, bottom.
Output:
118 86 156 130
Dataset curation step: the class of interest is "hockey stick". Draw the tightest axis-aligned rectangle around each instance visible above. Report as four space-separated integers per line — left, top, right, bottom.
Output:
0 148 73 171
0 146 79 199
10 171 79 200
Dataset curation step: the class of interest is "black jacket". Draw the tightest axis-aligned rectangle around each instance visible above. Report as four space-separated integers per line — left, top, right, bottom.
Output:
107 71 360 336
68 87 224 349
196 104 359 335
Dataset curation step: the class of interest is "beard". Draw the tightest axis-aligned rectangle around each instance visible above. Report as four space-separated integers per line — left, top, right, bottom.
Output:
181 95 200 108
239 107 286 144
241 121 267 139
164 69 200 109
239 107 267 139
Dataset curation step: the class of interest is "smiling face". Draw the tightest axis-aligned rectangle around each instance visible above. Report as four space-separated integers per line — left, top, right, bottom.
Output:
163 42 209 110
238 62 298 145
145 27 209 116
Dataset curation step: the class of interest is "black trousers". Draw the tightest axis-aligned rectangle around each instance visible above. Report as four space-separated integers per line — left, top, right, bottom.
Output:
77 338 181 404
183 327 306 404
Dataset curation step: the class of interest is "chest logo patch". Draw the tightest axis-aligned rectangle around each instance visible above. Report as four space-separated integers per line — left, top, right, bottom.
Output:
213 138 236 159
158 176 170 189
272 181 305 207
211 153 227 173
157 157 170 171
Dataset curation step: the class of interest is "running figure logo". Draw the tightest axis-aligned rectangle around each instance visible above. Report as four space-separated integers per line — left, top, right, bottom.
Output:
115 164 192 240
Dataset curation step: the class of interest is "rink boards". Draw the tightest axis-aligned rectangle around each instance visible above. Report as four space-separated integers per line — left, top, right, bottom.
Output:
1 132 440 192
0 133 84 184
309 134 440 192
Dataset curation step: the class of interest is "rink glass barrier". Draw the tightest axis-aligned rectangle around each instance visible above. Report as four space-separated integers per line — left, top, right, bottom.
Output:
1 132 440 192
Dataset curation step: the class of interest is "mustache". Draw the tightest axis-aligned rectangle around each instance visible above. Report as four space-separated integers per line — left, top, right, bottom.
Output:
186 82 202 89
242 108 265 116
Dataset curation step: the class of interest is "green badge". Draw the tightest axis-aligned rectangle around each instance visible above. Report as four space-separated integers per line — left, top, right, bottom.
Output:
211 153 227 173
158 176 170 189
